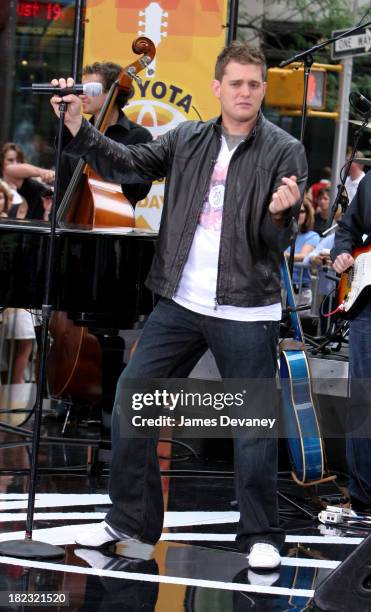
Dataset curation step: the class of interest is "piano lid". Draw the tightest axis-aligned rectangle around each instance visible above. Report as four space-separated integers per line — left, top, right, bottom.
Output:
0 217 157 327
0 217 158 238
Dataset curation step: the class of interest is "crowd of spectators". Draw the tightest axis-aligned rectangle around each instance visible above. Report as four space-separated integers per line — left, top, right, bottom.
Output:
0 142 54 222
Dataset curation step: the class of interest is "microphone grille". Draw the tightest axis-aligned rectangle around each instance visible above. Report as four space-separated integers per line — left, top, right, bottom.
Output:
349 91 371 116
83 82 103 97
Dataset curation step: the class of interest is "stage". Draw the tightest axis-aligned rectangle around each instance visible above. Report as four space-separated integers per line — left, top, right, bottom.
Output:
0 403 366 611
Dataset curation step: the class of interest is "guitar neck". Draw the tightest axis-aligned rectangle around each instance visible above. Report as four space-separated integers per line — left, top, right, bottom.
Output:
281 256 305 343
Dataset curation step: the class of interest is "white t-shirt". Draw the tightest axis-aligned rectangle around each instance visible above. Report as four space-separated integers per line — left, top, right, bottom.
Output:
345 172 365 203
173 135 281 321
9 187 23 205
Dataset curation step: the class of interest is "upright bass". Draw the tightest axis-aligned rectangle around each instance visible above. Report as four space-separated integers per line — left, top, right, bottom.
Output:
57 36 156 228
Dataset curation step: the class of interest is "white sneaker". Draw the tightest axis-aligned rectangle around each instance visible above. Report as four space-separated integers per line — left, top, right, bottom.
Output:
247 543 281 570
247 569 280 586
75 521 131 547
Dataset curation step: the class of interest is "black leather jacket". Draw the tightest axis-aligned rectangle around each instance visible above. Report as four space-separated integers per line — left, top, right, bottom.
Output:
65 112 307 306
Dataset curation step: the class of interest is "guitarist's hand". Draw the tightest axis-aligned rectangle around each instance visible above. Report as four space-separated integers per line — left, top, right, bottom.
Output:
333 252 354 274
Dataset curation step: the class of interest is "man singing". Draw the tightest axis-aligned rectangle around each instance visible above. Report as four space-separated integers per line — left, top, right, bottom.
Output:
50 41 307 571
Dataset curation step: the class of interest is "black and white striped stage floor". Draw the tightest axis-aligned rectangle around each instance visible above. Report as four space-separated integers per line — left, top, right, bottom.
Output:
0 413 366 611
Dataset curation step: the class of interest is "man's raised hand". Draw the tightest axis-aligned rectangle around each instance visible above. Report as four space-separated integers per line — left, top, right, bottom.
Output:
269 175 300 218
49 77 83 136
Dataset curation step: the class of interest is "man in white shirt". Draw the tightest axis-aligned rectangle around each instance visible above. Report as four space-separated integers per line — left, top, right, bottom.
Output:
345 151 365 203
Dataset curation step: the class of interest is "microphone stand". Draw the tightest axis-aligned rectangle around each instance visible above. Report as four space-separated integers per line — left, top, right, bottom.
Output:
0 102 67 560
285 51 313 278
326 113 371 230
279 21 371 69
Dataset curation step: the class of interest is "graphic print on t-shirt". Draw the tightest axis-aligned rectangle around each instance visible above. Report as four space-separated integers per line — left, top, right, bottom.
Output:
199 160 227 232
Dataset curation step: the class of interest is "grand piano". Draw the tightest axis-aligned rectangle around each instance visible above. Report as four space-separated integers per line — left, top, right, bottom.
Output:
0 217 156 414
0 218 155 327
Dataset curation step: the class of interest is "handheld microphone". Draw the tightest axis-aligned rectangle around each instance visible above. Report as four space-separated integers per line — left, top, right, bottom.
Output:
349 91 371 117
23 82 103 97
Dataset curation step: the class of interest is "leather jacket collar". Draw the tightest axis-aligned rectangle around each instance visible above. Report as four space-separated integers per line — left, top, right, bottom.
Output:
212 111 263 142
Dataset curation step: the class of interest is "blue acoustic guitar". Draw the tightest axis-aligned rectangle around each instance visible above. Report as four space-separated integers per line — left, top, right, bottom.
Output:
280 257 334 485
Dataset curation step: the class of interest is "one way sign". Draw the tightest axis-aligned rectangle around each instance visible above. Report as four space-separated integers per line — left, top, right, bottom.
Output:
332 27 371 59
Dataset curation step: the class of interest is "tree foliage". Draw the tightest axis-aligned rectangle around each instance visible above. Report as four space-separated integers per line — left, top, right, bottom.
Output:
283 0 352 33
238 0 371 111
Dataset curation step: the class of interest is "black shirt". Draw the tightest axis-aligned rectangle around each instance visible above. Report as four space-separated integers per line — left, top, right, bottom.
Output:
313 213 329 236
17 178 46 220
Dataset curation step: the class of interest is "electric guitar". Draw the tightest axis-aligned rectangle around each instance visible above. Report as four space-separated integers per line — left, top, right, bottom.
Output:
338 244 371 318
280 256 328 484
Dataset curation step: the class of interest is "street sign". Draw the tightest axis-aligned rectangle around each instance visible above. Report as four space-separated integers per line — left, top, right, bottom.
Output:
331 27 371 60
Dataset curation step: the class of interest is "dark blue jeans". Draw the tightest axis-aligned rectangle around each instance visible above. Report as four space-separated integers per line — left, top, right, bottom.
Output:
106 298 284 552
347 300 371 505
